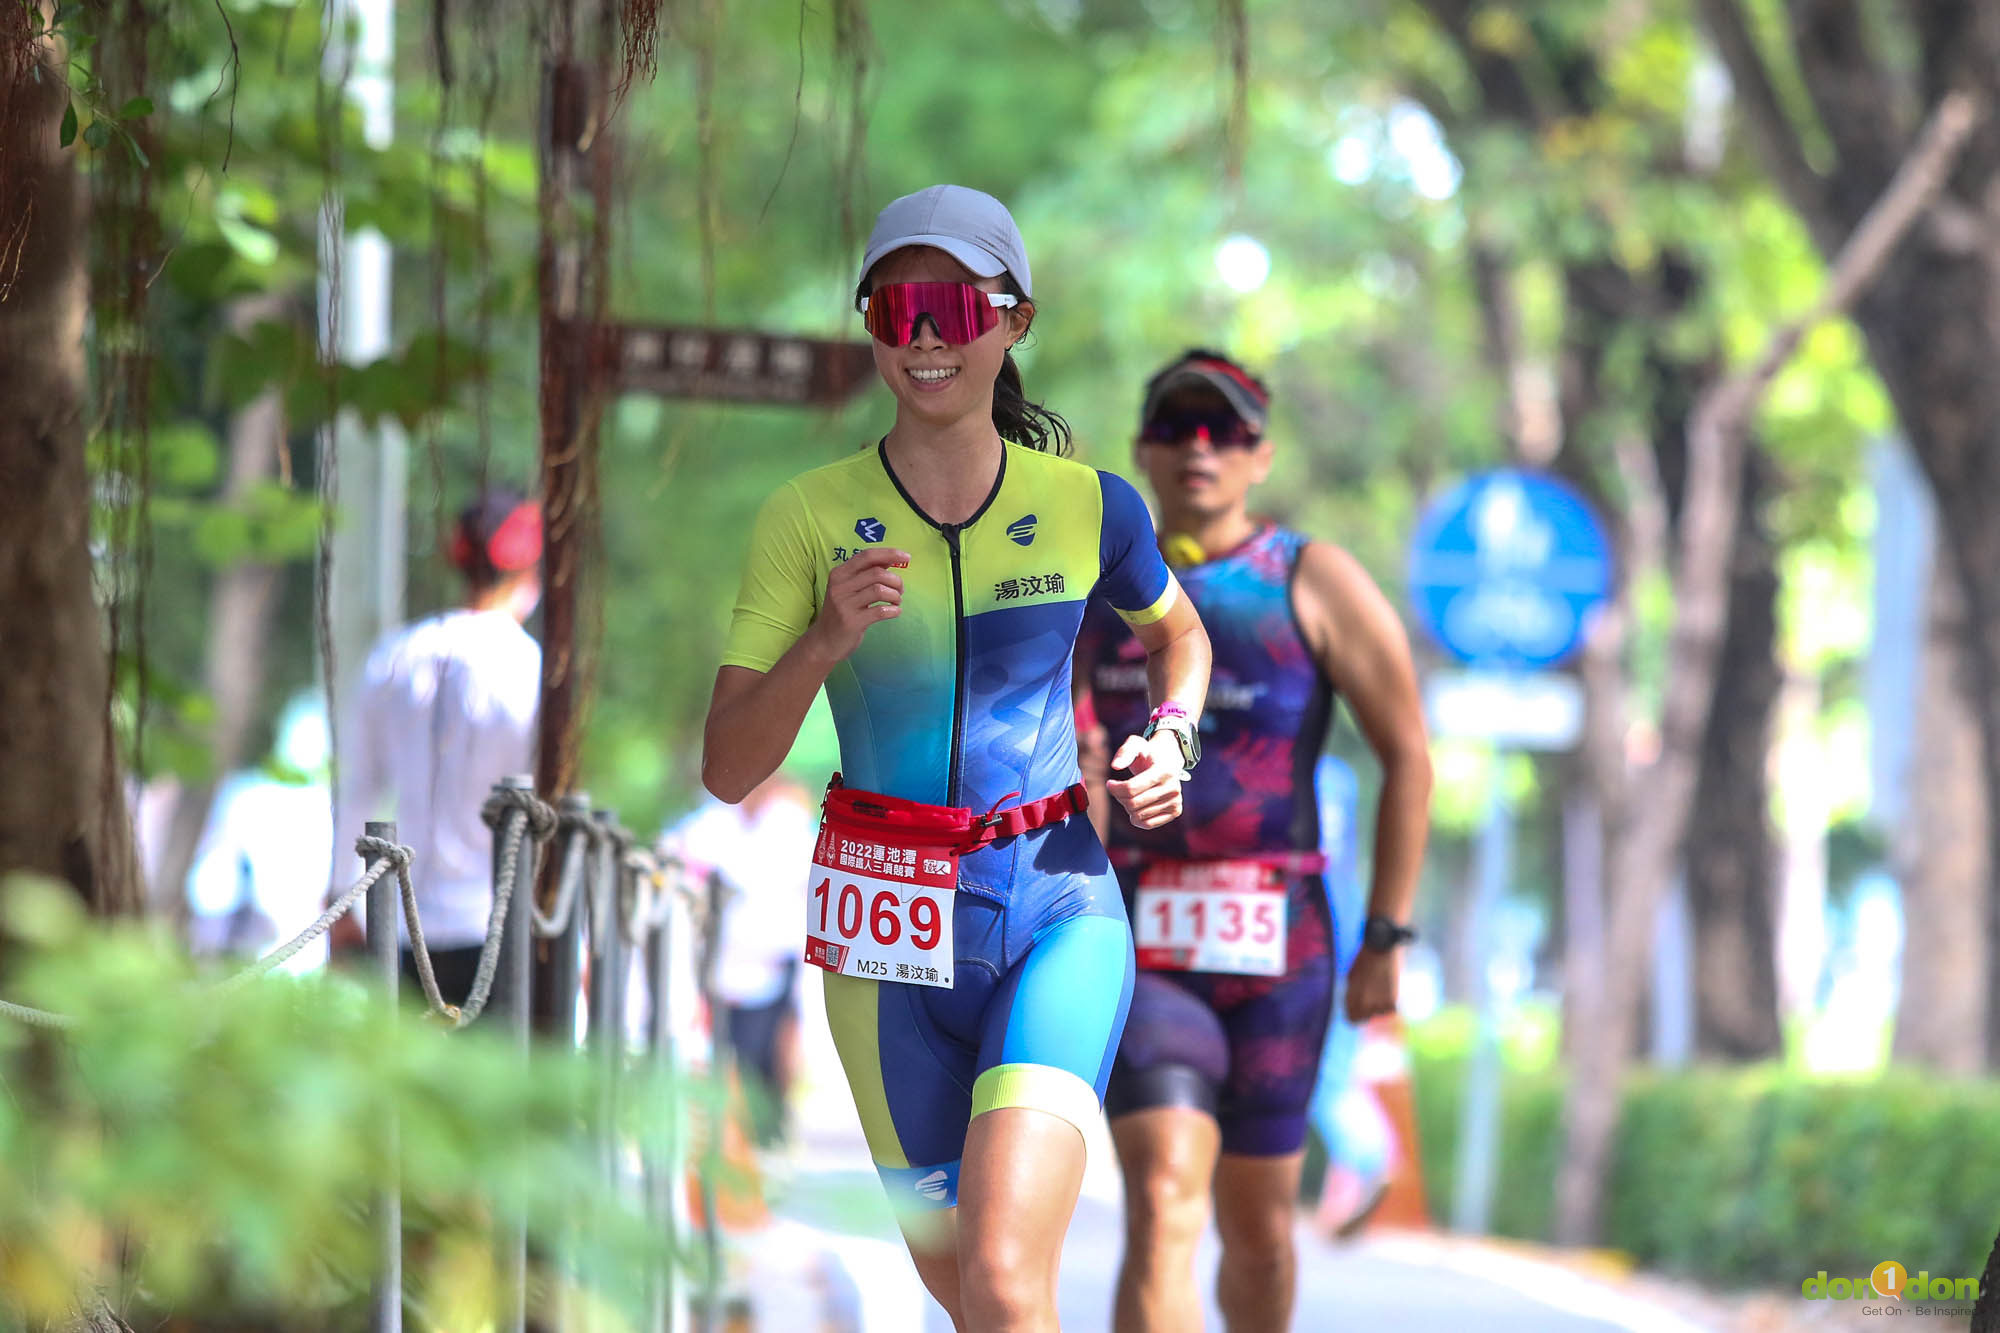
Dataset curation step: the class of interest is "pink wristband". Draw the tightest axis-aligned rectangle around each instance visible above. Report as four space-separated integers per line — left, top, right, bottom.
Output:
1149 701 1191 727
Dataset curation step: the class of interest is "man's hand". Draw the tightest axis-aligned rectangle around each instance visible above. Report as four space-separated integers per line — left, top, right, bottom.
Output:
1345 945 1399 1022
803 548 909 663
1106 729 1187 829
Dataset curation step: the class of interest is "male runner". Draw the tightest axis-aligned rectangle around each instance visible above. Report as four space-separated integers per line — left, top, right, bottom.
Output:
1078 349 1432 1332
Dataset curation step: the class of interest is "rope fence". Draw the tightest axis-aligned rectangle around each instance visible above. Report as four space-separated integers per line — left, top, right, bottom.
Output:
0 774 718 1333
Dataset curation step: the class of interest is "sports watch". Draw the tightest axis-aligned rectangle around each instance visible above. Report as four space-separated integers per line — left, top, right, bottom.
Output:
1362 915 1417 953
1141 702 1200 776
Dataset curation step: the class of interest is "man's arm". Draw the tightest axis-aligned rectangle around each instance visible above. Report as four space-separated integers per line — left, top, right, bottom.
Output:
1294 542 1433 1018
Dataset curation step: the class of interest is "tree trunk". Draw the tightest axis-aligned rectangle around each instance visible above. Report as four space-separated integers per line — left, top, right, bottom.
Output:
1695 0 2000 1066
1553 92 1981 1244
1678 454 1784 1060
1890 557 1988 1071
1646 292 1787 1063
0 13 139 913
147 296 290 917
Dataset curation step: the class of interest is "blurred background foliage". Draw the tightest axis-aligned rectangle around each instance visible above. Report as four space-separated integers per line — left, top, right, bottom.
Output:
116 0 1873 838
1408 1006 2000 1285
0 877 679 1328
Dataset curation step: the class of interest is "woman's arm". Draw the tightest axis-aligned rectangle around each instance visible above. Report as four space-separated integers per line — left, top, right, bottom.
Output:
701 547 907 803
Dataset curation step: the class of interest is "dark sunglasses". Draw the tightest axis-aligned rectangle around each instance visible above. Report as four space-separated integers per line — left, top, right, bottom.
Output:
860 281 1019 347
1138 405 1262 448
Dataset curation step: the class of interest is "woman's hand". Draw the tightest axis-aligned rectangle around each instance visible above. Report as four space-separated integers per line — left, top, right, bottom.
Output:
1106 729 1188 829
803 548 909 663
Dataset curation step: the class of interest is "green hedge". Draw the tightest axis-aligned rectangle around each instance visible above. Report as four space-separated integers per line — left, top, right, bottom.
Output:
1409 1035 2000 1289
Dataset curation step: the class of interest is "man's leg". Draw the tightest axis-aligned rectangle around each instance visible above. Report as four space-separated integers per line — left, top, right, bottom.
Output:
1209 922 1334 1332
1104 968 1230 1333
1212 1151 1306 1333
1111 1104 1220 1333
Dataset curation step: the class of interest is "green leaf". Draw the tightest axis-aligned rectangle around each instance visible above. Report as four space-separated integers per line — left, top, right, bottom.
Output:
82 119 109 150
149 424 222 491
58 102 76 148
118 126 150 169
215 212 280 266
117 96 153 119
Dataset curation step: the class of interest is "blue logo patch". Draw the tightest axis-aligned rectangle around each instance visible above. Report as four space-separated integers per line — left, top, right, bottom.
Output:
1006 514 1037 546
855 517 886 543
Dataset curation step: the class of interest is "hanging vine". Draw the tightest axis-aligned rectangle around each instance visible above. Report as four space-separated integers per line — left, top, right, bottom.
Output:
691 0 716 321
86 0 163 912
1219 0 1249 196
424 1 455 545
829 0 873 258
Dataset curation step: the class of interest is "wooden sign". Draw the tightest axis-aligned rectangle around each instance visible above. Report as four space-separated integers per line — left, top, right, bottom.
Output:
605 322 877 406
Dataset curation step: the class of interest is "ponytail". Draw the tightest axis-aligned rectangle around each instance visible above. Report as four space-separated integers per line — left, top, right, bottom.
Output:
994 347 1072 455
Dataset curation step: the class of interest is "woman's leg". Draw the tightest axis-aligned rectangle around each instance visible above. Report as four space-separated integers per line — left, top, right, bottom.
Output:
958 906 1135 1331
820 967 982 1325
957 1106 1088 1333
902 1209 967 1331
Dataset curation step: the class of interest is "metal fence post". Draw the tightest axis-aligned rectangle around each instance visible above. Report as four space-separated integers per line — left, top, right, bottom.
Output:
591 811 626 1192
490 777 533 1333
363 820 403 1333
546 794 593 1042
695 870 727 1332
545 792 592 1331
646 865 682 1333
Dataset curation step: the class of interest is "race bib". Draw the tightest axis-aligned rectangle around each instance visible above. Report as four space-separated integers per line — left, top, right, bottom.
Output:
805 824 956 989
1134 860 1286 976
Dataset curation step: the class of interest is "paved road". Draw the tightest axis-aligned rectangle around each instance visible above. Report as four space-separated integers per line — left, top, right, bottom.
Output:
726 987 1719 1332
747 1134 1714 1333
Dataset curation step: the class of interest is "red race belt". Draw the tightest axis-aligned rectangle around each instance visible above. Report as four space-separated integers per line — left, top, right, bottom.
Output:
803 775 1089 989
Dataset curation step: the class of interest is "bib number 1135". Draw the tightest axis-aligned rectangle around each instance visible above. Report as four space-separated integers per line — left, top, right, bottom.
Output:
1133 861 1287 976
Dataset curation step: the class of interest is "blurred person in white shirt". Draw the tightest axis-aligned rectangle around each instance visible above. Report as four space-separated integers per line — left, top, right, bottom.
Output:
330 489 543 1006
187 692 336 971
663 772 817 1146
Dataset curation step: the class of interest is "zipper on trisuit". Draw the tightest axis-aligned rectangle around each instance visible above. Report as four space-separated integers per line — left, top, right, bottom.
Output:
942 523 968 807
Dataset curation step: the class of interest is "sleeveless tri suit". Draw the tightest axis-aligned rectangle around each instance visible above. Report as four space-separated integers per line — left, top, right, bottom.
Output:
1078 523 1339 1156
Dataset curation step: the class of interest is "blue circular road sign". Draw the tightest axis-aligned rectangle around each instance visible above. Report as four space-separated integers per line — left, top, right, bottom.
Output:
1407 470 1613 670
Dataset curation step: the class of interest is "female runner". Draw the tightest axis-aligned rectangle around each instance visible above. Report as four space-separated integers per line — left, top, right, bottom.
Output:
702 184 1210 1331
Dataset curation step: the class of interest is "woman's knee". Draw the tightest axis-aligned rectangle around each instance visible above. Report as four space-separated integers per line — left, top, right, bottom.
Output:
959 1235 1055 1324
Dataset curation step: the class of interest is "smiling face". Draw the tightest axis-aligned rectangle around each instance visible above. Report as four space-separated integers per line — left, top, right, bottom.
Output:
1135 385 1273 522
862 246 1032 435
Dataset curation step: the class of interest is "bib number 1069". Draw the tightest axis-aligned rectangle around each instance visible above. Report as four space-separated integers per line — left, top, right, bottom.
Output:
812 877 945 950
804 830 956 989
